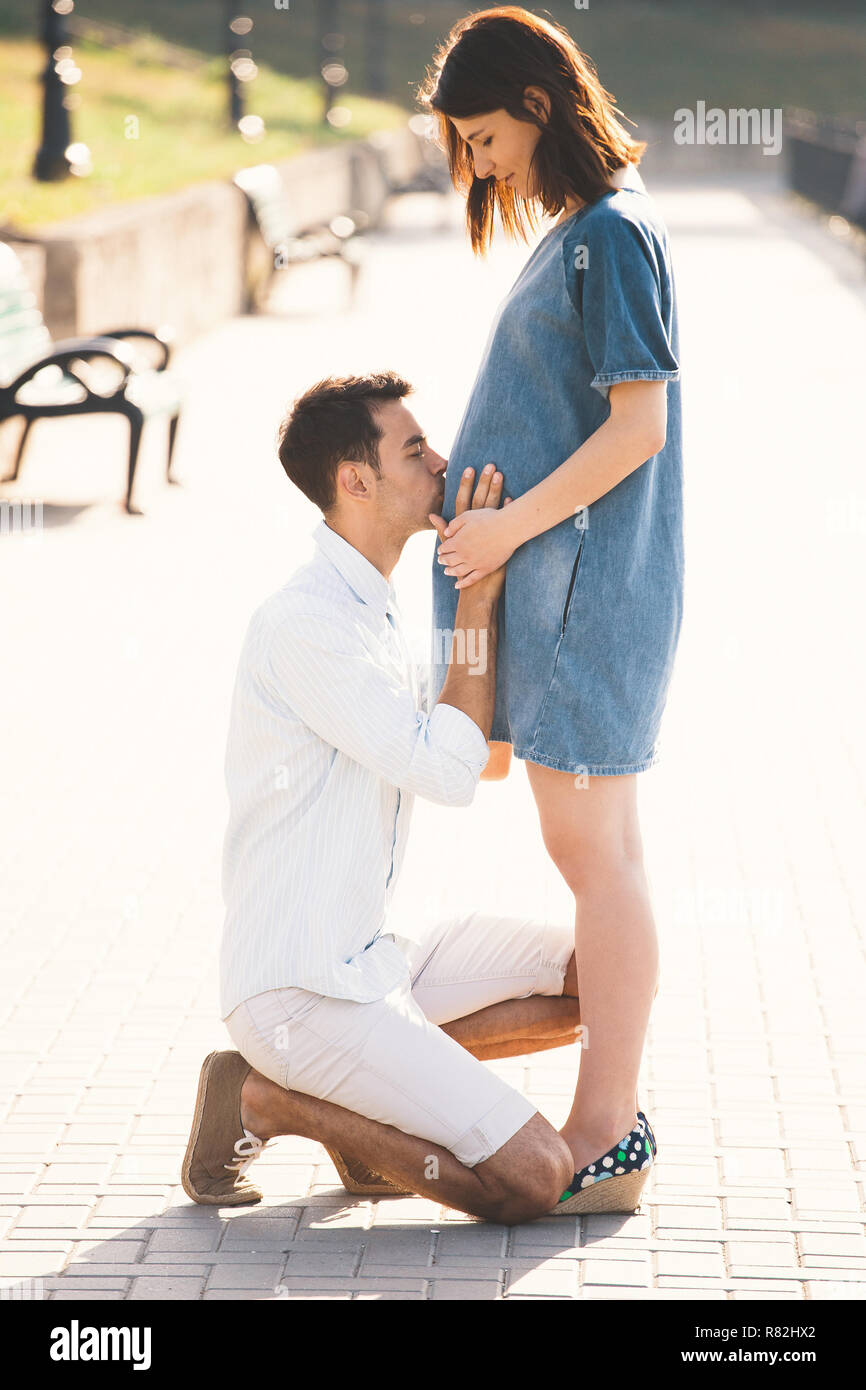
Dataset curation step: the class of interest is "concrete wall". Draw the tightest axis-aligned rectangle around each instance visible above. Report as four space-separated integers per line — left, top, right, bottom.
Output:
36 180 249 344
19 127 424 346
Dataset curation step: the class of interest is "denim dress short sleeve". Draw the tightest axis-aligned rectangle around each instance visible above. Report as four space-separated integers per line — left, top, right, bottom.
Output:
430 166 685 776
569 211 681 400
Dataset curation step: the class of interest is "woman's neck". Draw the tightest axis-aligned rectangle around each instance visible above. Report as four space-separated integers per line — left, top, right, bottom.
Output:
554 164 631 226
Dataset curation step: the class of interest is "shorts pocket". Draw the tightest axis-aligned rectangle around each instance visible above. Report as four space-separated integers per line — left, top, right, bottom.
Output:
271 987 328 1028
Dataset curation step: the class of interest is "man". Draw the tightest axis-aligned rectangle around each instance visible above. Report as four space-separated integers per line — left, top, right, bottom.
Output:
181 372 581 1225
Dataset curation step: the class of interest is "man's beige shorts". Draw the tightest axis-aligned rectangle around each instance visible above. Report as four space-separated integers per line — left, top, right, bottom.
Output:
225 913 573 1168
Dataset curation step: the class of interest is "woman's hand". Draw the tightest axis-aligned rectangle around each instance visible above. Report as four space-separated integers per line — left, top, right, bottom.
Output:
435 485 520 589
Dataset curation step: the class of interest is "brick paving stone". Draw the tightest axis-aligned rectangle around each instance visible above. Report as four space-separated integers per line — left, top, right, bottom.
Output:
12 1204 95 1228
656 1249 725 1278
430 1280 501 1299
725 1239 797 1265
46 1281 131 1294
359 1232 435 1266
280 1275 427 1294
654 1203 723 1231
49 1290 128 1300
202 1290 299 1300
147 1227 223 1253
806 1281 866 1299
128 1277 205 1299
353 1291 426 1299
724 1197 794 1222
581 1259 651 1287
505 1264 579 1297
799 1232 866 1258
729 1288 804 1299
67 1241 148 1263
206 1263 284 1289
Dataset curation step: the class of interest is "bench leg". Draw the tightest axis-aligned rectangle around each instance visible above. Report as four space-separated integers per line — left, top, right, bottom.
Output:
124 406 145 514
347 257 361 309
4 417 32 482
166 412 181 485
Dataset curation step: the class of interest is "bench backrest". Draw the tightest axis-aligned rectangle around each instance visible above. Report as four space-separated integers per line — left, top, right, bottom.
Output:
0 243 52 389
233 164 290 249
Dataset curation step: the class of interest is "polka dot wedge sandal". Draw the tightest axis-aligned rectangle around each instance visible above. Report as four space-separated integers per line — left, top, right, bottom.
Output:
551 1111 657 1216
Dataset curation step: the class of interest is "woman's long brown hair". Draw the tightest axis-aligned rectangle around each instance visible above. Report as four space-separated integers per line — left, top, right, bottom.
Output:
417 6 646 255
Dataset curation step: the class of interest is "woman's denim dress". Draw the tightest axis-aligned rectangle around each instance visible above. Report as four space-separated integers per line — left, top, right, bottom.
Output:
430 166 684 775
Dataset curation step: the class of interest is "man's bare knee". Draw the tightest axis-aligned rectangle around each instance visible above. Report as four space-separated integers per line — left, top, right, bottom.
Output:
474 1114 572 1224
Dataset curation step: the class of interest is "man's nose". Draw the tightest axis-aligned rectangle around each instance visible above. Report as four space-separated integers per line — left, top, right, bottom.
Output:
430 452 447 478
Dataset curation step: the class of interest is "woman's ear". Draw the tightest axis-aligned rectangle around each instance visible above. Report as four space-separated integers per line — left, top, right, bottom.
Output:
523 85 551 123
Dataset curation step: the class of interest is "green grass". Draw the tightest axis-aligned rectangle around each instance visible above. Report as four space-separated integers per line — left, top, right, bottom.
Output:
3 0 865 228
0 28 406 230
4 0 862 119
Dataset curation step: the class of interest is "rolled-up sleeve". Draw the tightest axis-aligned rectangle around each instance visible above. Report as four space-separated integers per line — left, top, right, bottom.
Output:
259 604 489 807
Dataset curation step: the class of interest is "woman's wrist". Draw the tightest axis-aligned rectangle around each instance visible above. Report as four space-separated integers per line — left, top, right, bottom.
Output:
499 492 552 549
498 495 534 550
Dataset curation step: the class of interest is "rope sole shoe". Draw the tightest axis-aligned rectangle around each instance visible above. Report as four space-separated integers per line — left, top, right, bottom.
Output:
181 1050 273 1206
324 1146 415 1196
551 1112 657 1216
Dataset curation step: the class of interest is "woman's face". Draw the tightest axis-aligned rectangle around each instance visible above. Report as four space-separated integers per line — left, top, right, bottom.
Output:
450 89 548 199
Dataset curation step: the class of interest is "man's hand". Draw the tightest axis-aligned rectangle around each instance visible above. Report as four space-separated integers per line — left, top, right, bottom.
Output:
429 465 512 603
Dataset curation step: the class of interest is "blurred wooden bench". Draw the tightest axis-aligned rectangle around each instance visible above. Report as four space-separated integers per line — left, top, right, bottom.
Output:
367 125 453 204
233 163 361 311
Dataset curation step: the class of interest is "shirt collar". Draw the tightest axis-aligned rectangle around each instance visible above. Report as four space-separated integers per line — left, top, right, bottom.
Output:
312 519 398 617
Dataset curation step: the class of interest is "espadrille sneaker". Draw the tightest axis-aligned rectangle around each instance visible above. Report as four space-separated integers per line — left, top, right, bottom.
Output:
181 1051 273 1206
551 1112 656 1216
324 1146 415 1197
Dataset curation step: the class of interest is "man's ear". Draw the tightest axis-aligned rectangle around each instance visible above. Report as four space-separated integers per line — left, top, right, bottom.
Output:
337 459 371 504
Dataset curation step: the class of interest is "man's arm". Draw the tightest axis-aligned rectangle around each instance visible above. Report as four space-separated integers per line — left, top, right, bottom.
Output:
436 586 499 741
430 464 513 781
481 742 513 781
259 599 489 809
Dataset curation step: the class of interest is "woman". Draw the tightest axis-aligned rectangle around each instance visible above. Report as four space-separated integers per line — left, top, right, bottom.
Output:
421 7 683 1215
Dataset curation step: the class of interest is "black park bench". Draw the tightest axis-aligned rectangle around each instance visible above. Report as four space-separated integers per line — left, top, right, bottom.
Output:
0 241 183 514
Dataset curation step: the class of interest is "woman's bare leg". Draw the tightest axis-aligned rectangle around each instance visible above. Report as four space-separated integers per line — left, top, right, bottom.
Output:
524 763 658 1174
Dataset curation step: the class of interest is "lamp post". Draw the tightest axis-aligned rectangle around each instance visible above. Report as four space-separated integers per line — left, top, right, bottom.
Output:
317 0 347 123
365 0 387 97
225 7 257 130
33 0 75 181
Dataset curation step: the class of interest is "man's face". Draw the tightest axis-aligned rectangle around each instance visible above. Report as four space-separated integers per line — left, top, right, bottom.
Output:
451 98 544 200
364 399 448 535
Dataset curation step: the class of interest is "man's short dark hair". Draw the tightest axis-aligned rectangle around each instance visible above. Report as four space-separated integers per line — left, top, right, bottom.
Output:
277 371 413 513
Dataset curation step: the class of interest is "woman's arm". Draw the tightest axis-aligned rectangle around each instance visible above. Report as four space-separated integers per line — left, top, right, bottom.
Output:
437 380 668 588
502 379 666 546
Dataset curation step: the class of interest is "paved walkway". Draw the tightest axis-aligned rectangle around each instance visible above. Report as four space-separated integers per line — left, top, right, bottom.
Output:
1 174 865 1301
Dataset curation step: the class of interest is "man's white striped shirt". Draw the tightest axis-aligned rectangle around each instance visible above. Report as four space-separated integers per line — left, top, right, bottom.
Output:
219 518 490 1018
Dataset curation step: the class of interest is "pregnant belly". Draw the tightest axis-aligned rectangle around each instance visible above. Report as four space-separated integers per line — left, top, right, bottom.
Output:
445 400 591 511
